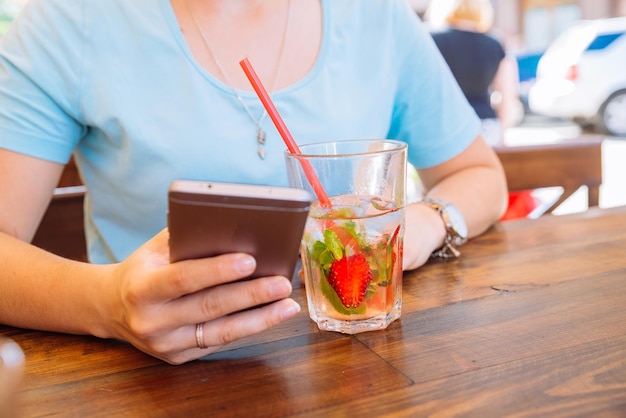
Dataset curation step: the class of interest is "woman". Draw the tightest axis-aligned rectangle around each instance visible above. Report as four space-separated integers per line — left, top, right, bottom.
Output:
0 0 507 364
427 0 521 146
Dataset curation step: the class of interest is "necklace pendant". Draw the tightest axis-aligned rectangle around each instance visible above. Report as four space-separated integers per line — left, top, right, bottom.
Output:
257 128 266 160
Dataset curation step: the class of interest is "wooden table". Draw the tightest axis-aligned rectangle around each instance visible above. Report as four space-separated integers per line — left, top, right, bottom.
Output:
3 207 626 417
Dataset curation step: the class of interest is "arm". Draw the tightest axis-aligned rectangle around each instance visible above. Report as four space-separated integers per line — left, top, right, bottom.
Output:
491 54 521 130
0 150 300 364
402 134 508 270
0 150 63 242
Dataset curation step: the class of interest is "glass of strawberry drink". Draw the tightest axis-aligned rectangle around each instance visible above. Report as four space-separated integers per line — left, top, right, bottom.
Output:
285 139 407 334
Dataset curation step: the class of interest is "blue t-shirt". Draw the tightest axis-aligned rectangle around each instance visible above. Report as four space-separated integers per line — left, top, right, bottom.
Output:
0 0 480 263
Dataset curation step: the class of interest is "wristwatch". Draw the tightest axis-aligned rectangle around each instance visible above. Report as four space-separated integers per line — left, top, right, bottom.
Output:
419 197 468 259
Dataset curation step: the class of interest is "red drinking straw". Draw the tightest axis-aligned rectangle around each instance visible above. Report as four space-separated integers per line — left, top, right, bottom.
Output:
239 58 331 208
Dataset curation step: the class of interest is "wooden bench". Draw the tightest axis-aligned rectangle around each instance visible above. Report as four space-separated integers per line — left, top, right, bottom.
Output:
32 157 87 261
494 136 603 215
57 155 83 187
31 185 88 262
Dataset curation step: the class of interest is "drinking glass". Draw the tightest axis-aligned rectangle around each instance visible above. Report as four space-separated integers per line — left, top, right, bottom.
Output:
285 139 407 334
0 337 24 417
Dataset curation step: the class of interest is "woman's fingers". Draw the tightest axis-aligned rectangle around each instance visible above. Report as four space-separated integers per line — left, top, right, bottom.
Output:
125 227 258 303
111 228 302 364
197 297 301 348
175 298 300 364
192 275 294 322
151 253 257 301
149 275 295 331
138 298 301 365
132 228 295 324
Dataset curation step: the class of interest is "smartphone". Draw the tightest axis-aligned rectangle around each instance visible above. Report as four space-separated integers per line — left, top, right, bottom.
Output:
167 180 312 281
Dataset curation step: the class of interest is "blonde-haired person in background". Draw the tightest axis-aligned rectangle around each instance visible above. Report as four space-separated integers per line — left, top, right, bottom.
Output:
426 0 521 147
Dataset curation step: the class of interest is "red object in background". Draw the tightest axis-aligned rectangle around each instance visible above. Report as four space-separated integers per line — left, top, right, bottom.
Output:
501 190 539 221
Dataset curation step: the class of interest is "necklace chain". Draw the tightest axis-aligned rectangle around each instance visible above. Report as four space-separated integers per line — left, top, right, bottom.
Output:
185 0 292 159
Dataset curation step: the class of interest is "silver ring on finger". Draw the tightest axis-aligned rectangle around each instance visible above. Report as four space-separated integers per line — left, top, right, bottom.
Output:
195 322 206 349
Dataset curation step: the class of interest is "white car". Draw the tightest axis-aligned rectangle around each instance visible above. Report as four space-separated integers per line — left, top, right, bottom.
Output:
528 17 626 137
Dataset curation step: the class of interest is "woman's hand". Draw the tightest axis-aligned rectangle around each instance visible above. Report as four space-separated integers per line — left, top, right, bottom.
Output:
402 202 446 271
98 229 301 365
403 136 508 272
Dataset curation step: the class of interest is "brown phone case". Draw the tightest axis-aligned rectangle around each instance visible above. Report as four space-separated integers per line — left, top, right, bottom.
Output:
168 180 312 280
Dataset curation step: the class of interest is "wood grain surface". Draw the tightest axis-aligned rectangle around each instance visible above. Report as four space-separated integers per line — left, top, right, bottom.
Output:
3 206 626 417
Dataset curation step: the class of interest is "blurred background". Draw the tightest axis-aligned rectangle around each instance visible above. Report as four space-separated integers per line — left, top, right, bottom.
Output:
414 0 626 214
410 0 626 51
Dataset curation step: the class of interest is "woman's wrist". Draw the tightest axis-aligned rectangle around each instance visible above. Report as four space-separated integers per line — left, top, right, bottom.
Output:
74 262 119 339
403 202 447 269
416 198 468 259
411 202 446 247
